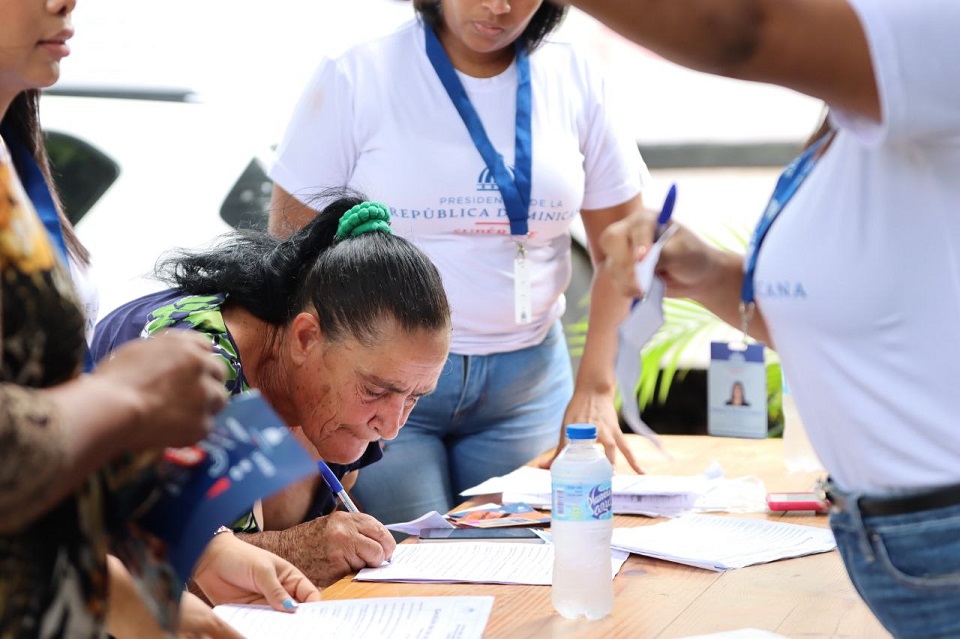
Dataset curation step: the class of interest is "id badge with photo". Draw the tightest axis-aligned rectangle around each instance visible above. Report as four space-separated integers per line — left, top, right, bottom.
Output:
707 341 767 439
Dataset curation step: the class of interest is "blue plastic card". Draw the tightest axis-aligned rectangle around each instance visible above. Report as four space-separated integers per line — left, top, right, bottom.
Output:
137 391 316 583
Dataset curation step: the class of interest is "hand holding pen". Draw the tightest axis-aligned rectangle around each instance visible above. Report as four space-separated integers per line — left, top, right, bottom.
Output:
233 459 393 587
316 459 395 571
601 183 679 298
627 184 677 307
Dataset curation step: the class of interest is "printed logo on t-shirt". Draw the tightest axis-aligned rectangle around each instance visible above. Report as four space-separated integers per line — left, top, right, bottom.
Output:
477 165 513 191
755 280 808 300
385 163 577 237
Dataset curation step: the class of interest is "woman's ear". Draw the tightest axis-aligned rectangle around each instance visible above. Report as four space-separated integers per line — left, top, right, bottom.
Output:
288 312 323 365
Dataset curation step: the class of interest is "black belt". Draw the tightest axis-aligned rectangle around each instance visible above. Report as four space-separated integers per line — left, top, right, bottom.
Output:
824 481 960 517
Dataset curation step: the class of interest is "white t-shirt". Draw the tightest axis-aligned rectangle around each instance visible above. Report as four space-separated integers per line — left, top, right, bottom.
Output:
755 0 960 493
68 255 99 346
270 20 646 355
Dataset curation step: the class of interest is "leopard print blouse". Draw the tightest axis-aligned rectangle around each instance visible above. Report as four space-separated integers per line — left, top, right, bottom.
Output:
0 140 180 638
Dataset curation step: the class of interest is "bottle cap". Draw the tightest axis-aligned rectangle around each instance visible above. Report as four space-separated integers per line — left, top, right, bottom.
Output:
566 424 597 440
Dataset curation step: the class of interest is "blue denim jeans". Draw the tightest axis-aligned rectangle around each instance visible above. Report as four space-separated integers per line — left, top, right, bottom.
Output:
351 322 573 525
827 484 960 638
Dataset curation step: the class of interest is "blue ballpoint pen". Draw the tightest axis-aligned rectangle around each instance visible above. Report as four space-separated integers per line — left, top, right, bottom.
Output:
655 183 677 241
631 183 677 309
317 459 361 514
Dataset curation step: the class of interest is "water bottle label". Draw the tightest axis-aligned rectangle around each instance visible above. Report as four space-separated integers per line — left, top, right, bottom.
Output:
551 479 612 521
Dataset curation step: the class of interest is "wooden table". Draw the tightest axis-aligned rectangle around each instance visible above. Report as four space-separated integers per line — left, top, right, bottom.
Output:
324 435 890 638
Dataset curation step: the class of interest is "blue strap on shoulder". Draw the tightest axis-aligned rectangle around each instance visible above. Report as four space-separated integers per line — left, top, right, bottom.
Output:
423 25 533 237
0 122 69 263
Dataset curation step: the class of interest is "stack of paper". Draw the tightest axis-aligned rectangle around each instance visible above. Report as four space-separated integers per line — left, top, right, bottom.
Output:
461 466 719 517
214 597 493 639
461 465 769 516
612 474 711 516
611 514 836 571
356 542 629 585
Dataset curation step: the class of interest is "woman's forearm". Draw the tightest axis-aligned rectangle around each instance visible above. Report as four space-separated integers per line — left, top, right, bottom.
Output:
562 0 879 120
0 331 228 534
689 247 774 348
564 0 769 77
0 376 141 534
574 264 632 395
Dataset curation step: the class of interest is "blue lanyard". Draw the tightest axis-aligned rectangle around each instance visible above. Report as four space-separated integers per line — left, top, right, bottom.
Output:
2 124 95 373
0 123 68 263
741 135 830 306
424 25 532 237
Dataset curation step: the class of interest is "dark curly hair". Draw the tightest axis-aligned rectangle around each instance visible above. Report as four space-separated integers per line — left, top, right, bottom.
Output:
157 188 451 346
414 0 567 53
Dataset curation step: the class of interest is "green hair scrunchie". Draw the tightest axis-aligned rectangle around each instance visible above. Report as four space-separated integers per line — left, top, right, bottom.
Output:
335 201 393 241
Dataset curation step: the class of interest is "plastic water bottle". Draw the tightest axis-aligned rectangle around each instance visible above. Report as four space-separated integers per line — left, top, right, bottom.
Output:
781 373 824 473
551 423 614 620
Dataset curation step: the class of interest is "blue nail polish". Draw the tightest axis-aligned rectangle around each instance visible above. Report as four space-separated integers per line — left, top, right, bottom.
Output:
283 598 298 610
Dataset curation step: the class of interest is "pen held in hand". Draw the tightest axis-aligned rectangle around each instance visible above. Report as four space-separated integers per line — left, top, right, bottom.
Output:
655 182 677 241
317 459 394 565
317 459 361 514
632 183 678 309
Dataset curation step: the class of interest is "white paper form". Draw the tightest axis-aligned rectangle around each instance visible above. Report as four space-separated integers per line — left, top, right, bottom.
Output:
616 225 678 451
460 465 549 498
611 514 836 571
387 510 455 536
214 596 494 639
355 542 629 585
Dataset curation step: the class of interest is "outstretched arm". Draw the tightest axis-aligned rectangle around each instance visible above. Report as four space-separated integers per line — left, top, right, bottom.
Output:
556 196 645 473
563 0 878 120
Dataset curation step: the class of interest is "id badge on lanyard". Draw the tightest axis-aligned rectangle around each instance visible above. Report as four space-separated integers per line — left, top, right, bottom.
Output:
513 243 533 323
707 133 832 438
424 25 535 324
707 342 768 439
